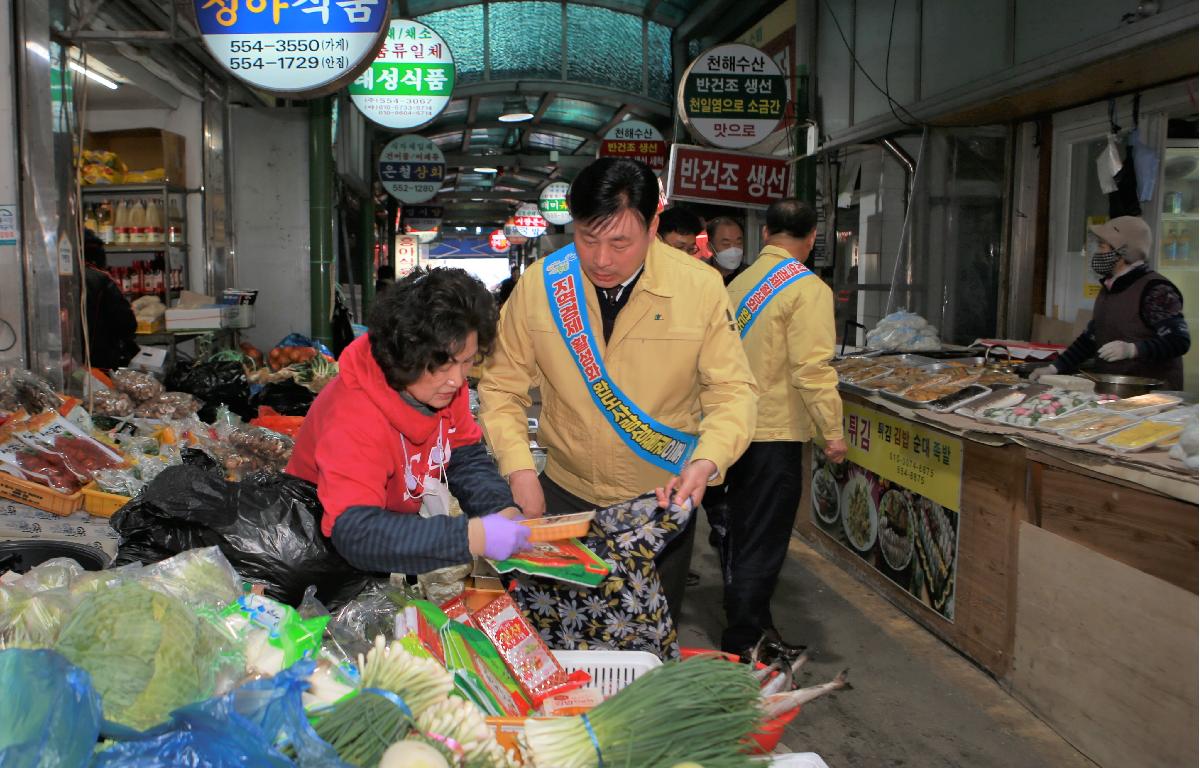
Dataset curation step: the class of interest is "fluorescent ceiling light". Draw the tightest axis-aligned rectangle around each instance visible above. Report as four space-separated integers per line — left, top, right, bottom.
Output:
474 166 498 174
498 95 533 123
70 60 118 90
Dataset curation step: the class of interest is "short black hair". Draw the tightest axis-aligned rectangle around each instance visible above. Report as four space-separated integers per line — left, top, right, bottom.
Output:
765 199 818 239
567 157 658 231
705 215 742 243
367 267 497 389
658 206 703 237
83 229 106 269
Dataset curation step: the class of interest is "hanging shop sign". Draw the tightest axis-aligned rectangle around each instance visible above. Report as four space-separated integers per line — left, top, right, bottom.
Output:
403 205 443 243
394 234 420 278
666 145 792 210
489 229 510 254
512 203 547 239
678 43 787 149
538 182 572 226
598 121 668 174
809 402 963 621
349 19 455 129
378 135 445 204
503 218 529 246
192 0 389 96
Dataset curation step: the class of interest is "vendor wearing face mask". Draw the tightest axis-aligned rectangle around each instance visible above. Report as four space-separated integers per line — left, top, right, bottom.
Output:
706 216 746 285
1032 216 1190 390
287 268 532 575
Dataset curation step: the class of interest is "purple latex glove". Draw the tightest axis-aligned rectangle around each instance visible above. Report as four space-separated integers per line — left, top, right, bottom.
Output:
481 513 533 560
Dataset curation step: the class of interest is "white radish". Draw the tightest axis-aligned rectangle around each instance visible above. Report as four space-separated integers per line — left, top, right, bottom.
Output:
378 740 451 768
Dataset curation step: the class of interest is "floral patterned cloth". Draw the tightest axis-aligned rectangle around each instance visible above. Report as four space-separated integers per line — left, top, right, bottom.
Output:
507 494 689 660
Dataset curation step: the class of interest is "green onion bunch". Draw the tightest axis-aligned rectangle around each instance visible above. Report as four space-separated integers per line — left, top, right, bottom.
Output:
523 656 763 768
312 690 414 768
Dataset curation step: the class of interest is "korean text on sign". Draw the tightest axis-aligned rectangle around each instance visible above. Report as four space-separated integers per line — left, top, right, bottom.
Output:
842 401 963 511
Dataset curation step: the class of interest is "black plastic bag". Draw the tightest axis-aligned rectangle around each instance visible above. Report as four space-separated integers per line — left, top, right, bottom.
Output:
167 360 253 422
111 464 371 608
250 381 315 416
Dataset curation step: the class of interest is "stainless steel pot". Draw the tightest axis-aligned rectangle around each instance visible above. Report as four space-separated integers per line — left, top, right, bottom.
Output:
1080 372 1164 398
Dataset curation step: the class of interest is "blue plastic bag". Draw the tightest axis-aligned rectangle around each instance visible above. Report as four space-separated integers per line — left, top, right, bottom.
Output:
0 648 103 768
91 660 346 768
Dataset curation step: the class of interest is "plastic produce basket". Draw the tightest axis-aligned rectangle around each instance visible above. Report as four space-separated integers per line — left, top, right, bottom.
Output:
81 482 131 518
485 650 662 755
0 472 83 516
554 649 662 697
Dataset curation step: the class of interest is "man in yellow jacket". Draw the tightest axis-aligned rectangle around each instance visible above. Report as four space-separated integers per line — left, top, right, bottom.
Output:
479 158 758 621
722 198 846 659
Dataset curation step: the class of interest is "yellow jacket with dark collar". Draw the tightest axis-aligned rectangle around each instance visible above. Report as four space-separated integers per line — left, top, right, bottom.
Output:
479 240 757 507
727 245 843 444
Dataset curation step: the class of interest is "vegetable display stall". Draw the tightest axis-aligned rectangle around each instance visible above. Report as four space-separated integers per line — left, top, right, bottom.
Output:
798 373 1198 768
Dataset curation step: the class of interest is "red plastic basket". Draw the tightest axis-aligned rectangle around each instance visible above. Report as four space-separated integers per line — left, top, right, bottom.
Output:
679 647 801 754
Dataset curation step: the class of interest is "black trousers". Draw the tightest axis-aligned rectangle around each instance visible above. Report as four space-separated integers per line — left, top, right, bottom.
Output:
539 474 696 624
720 441 805 653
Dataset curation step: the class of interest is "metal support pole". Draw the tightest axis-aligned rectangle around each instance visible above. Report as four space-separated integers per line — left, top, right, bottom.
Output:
385 196 398 280
794 0 818 205
359 191 376 317
309 96 333 346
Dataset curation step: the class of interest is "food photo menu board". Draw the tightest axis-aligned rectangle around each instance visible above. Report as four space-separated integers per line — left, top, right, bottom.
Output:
810 403 963 621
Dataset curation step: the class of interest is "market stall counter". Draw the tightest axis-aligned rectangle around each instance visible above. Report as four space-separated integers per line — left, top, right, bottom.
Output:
798 355 1198 768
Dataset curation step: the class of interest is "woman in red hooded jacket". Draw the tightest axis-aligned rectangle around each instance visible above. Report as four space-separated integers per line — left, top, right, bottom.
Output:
287 267 532 574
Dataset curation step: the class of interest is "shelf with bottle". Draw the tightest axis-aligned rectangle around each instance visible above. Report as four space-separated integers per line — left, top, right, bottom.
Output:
1159 221 1196 266
105 256 186 299
81 195 185 250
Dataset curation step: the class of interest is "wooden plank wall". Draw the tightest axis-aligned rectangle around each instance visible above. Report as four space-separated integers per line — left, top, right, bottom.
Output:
1029 457 1198 594
1010 523 1199 768
796 437 1027 678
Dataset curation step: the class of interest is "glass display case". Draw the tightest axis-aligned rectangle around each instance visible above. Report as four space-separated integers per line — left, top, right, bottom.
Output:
1154 143 1197 395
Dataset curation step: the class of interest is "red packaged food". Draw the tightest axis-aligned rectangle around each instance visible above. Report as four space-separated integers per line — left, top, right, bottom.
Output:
12 412 124 482
473 593 586 706
439 595 478 629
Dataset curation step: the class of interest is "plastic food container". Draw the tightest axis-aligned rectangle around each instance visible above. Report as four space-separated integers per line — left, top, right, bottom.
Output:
1037 408 1106 433
1100 392 1183 416
1060 413 1141 443
0 472 84 516
519 510 595 542
1097 420 1186 453
81 482 131 518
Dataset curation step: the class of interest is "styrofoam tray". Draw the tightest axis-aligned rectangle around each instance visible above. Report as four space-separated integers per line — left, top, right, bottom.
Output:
1097 419 1186 453
1099 393 1183 417
1058 413 1142 444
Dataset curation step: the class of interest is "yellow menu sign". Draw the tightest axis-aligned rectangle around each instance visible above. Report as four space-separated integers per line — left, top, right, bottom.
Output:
843 401 963 511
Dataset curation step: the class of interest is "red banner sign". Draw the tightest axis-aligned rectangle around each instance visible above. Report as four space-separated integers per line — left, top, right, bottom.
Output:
666 144 792 210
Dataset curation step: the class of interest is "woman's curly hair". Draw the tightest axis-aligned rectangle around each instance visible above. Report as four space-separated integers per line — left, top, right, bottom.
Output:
367 267 498 390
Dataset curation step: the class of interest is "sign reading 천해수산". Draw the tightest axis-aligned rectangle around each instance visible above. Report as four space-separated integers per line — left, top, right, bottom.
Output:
678 43 786 150
539 182 572 226
379 135 445 204
194 0 390 96
598 120 667 174
349 19 455 129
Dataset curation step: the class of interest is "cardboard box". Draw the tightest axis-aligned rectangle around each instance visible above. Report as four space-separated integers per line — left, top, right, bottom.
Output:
130 345 168 374
85 129 186 186
165 306 228 331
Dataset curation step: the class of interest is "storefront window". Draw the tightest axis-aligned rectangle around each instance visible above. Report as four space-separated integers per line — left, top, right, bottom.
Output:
828 127 1008 348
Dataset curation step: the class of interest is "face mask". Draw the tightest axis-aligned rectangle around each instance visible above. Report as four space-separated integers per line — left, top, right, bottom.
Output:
714 247 743 269
1090 246 1123 277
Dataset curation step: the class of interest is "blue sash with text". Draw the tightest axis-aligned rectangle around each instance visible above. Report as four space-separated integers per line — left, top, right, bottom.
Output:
543 244 698 474
734 258 812 338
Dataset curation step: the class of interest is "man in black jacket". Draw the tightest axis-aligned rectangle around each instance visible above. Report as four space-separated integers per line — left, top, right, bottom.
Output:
83 229 139 370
